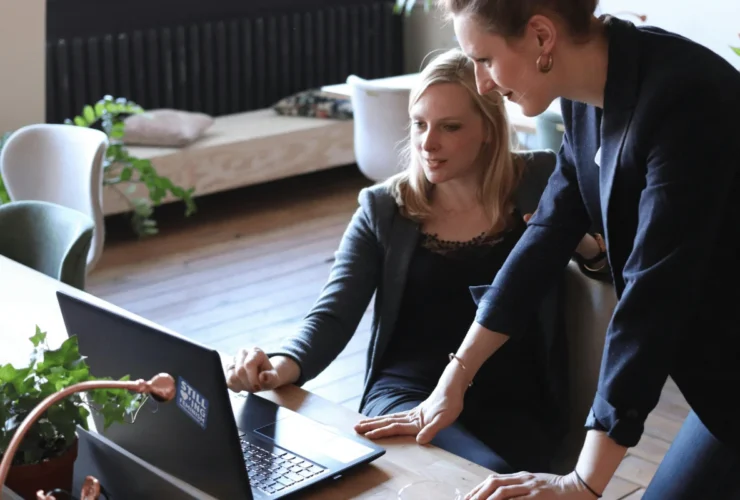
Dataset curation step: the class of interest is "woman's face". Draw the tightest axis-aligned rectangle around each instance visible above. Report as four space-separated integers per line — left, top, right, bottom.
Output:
453 13 554 117
410 82 489 185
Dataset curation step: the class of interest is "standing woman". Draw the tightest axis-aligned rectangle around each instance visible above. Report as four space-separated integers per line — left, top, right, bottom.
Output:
355 1 740 498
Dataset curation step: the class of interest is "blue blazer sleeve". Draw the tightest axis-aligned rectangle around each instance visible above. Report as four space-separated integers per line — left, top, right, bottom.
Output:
472 109 592 336
585 89 739 447
268 188 382 385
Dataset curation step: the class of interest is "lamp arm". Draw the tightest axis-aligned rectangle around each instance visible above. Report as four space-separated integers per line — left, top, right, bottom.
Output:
0 373 176 499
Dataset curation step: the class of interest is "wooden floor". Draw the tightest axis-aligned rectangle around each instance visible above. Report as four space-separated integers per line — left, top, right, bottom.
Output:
87 166 689 500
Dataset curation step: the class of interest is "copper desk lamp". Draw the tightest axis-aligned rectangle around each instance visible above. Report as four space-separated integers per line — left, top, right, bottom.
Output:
0 373 176 500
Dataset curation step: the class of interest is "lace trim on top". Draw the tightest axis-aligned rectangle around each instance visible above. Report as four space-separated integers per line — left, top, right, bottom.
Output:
420 230 505 257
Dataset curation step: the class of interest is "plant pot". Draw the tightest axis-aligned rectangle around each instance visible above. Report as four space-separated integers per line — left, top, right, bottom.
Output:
5 439 78 500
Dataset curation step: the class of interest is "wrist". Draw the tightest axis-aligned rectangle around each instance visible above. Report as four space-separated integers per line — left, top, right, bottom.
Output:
572 470 602 499
575 430 628 495
270 355 301 386
439 356 473 394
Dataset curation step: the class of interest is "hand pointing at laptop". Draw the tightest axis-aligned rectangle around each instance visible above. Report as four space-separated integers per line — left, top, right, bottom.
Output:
226 347 300 393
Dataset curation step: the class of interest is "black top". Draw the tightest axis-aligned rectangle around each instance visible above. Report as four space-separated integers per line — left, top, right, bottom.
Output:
369 214 562 437
471 15 740 450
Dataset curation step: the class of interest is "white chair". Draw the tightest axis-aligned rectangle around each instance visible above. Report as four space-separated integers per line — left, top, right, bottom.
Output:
552 260 618 473
346 75 411 182
0 124 108 274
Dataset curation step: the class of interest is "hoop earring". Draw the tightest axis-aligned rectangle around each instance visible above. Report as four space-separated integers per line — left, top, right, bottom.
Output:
536 53 553 73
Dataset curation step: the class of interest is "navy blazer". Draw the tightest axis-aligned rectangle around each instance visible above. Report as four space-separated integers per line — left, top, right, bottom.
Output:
473 16 740 449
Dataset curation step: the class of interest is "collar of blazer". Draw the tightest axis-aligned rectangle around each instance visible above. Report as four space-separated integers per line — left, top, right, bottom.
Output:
602 15 641 111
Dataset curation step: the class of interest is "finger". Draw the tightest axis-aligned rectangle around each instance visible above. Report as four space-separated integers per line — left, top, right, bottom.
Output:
247 348 271 391
228 349 250 391
487 484 532 500
523 213 532 222
465 475 495 500
258 368 281 390
466 476 524 500
363 422 420 439
355 413 411 430
357 409 412 424
416 412 449 445
243 348 268 392
354 414 412 433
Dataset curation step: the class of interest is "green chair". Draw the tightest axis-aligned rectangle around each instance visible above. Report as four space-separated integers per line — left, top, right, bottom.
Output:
535 109 565 153
0 200 95 290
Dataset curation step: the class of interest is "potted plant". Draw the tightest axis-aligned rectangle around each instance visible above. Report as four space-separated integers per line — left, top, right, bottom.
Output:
0 96 197 238
0 327 146 498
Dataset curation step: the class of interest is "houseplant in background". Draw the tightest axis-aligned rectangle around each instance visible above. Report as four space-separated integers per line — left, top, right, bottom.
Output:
0 327 148 498
66 95 197 237
0 96 197 238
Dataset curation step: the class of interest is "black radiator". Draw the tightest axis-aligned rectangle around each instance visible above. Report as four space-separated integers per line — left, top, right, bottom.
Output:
45 0 404 124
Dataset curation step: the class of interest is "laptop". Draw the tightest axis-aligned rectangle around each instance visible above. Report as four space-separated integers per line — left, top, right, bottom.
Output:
56 291 385 499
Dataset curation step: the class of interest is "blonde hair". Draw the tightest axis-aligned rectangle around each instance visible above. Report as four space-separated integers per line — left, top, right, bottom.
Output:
385 48 523 236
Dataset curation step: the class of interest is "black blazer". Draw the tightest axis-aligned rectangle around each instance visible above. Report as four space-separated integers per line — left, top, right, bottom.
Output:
471 16 740 449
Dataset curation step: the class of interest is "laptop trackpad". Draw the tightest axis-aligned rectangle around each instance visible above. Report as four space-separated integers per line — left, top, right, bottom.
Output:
255 417 374 464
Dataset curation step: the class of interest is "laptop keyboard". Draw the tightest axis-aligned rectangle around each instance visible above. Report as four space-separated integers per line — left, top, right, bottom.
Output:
241 439 327 495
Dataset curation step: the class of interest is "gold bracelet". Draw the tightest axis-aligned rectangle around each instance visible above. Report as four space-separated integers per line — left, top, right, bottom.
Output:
448 353 474 387
584 258 608 272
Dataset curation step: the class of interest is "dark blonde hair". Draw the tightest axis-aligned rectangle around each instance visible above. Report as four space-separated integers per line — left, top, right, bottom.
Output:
438 0 598 39
385 48 523 236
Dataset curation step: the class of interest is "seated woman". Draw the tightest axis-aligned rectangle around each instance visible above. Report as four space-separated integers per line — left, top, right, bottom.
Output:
225 48 605 473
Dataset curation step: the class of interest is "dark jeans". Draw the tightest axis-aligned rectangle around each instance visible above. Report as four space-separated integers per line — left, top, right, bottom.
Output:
643 410 740 499
361 397 554 474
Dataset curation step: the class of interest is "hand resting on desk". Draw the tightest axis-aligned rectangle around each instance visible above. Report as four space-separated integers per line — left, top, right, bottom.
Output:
354 360 466 445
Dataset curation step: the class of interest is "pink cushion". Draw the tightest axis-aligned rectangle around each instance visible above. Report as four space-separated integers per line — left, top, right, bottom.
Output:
123 109 214 147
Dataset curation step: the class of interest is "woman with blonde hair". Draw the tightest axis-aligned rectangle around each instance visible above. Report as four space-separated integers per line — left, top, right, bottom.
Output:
226 48 605 473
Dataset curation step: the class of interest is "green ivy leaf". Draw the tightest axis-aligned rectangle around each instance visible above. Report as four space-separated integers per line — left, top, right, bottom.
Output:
83 105 96 124
30 326 46 347
37 336 83 372
0 364 18 383
119 166 133 182
9 368 33 395
110 122 126 140
73 116 87 127
732 46 740 57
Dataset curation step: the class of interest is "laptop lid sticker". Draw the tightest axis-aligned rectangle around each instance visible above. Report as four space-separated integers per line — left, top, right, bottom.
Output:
176 376 210 430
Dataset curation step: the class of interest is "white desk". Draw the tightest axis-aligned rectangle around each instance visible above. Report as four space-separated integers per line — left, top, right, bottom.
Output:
0 255 493 499
322 73 563 136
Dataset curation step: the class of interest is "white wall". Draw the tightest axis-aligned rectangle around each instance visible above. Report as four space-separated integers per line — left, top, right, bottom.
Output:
599 0 739 69
403 6 457 74
0 0 46 133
